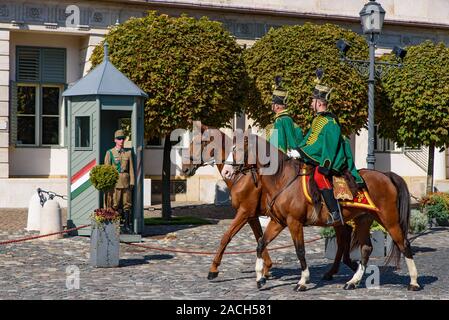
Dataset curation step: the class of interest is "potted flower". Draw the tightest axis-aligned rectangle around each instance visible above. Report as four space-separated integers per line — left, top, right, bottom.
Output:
89 164 120 268
322 221 390 260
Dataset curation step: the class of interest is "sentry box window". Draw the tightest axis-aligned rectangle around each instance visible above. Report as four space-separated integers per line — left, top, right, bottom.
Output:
74 116 91 150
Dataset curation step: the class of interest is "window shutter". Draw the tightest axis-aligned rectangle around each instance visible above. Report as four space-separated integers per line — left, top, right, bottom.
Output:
9 81 17 145
41 48 66 83
17 47 40 82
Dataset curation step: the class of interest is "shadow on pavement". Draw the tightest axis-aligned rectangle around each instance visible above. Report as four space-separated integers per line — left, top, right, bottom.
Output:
119 254 174 267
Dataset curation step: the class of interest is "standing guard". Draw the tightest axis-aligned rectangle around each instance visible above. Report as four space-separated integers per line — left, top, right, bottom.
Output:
104 129 135 234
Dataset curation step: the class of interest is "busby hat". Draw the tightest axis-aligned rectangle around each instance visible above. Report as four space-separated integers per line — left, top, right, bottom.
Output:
272 76 288 105
312 68 332 102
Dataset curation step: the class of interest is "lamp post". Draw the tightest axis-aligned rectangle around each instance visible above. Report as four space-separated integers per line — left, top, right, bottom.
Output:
337 0 406 170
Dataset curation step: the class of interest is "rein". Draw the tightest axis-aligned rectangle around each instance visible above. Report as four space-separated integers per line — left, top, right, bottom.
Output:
265 162 313 225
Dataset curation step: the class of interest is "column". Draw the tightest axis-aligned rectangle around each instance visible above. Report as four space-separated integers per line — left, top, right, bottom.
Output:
354 128 369 170
0 29 10 178
434 147 446 180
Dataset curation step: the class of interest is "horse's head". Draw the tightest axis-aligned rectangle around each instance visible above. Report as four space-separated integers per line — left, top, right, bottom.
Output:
181 124 225 177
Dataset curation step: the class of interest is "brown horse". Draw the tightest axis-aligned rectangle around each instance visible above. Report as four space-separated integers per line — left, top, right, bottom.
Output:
223 134 420 291
180 125 357 281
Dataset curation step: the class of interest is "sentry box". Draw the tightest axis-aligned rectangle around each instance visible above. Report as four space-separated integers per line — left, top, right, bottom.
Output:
63 42 147 239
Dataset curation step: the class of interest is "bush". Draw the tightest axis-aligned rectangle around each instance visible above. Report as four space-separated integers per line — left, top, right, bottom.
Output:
320 220 386 239
89 164 119 192
420 192 449 225
320 226 336 239
409 209 428 234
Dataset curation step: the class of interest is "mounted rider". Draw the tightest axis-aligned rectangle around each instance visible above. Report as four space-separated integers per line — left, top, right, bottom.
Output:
296 69 364 225
266 76 304 155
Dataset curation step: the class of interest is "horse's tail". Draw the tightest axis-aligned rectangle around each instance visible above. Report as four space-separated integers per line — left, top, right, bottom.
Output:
383 171 411 267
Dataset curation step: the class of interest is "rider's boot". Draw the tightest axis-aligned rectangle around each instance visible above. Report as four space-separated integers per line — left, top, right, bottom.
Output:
321 189 343 226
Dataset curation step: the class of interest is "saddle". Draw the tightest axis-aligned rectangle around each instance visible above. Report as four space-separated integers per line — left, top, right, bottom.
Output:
300 165 379 212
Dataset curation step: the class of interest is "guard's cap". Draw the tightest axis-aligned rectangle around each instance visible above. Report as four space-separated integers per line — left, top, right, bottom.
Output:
114 130 126 139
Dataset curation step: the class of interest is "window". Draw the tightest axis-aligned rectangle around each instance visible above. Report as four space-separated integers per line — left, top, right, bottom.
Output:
75 116 90 149
42 87 60 145
146 136 164 148
15 85 62 146
12 46 66 147
374 124 405 152
17 86 37 145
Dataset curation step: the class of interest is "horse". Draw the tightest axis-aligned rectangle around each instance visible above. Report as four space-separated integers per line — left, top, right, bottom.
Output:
221 134 420 291
180 124 358 281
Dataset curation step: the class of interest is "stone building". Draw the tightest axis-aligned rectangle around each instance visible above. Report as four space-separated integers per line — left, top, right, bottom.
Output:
0 0 448 207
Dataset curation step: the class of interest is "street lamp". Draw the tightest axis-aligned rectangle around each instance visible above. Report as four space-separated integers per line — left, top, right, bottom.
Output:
337 0 406 170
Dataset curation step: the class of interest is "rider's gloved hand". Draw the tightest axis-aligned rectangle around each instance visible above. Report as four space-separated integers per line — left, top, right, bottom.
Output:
287 148 301 159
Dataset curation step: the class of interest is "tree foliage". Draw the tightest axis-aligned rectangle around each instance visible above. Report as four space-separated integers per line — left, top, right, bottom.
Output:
244 23 370 136
377 41 449 148
90 11 248 137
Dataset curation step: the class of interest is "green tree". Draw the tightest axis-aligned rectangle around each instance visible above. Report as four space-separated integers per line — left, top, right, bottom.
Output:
244 23 370 135
378 41 449 194
90 12 247 218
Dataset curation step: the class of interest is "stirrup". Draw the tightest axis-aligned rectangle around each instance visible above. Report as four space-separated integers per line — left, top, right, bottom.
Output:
326 211 343 226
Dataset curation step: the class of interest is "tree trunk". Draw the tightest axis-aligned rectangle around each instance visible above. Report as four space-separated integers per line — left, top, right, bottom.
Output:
162 135 172 220
426 143 435 195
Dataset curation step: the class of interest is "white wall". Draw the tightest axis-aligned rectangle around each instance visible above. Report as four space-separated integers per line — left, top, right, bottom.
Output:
9 148 67 177
158 0 449 26
374 152 426 176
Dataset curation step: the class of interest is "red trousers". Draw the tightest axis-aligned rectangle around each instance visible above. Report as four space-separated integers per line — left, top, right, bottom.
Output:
314 166 332 190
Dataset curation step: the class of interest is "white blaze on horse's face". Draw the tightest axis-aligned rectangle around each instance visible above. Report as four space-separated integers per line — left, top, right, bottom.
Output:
221 150 235 180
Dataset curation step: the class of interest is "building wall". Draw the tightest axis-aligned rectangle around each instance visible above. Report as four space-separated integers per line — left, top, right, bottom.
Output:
0 0 448 206
0 30 9 178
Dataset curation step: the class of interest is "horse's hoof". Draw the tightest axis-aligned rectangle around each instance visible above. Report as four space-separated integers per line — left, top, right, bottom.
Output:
294 284 307 292
322 273 333 281
257 278 266 289
207 272 219 280
343 283 357 290
408 284 421 291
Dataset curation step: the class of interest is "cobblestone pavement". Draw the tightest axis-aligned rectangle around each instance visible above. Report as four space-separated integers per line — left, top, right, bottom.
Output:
0 207 448 300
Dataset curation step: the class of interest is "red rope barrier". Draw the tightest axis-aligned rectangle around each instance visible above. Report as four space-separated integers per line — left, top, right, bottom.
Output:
0 225 323 257
0 225 90 246
123 236 322 255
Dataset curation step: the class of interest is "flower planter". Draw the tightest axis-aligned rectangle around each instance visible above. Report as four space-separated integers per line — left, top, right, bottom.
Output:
324 230 391 260
90 221 120 268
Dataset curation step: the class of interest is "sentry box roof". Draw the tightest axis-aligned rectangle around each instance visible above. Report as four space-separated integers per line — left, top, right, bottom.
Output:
63 42 148 98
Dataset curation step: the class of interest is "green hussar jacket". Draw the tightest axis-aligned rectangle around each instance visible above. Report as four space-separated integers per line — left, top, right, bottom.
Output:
267 109 304 153
342 136 364 185
299 112 346 173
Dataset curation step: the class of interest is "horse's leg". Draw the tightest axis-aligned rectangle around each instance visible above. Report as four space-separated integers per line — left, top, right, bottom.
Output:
384 223 420 291
248 217 273 278
322 224 356 280
286 219 309 292
207 208 248 280
255 220 284 289
344 216 373 290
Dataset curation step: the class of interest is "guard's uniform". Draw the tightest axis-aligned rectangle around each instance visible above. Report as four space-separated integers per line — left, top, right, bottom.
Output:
268 109 304 153
104 147 134 211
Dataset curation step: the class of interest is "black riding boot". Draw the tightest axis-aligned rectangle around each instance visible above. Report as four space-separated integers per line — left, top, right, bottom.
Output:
124 210 134 234
321 189 343 225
